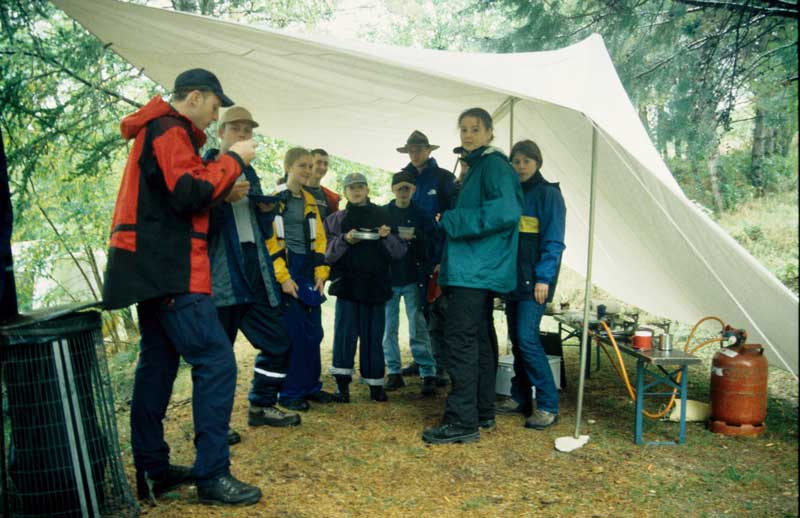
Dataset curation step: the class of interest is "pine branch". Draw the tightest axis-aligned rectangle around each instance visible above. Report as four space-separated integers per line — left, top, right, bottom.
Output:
673 0 799 19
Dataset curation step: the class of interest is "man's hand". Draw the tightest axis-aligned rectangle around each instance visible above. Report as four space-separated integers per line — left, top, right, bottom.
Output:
534 282 549 304
378 225 391 238
281 278 299 299
229 139 257 165
344 229 361 245
256 202 275 212
314 277 325 295
225 180 250 203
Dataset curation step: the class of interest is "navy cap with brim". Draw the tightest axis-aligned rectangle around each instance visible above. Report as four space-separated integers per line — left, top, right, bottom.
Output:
174 68 234 107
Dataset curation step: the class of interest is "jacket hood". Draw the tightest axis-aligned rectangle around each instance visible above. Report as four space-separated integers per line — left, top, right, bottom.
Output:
119 95 206 145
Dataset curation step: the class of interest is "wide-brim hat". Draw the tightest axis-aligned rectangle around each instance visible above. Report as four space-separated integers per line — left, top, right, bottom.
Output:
396 130 439 153
220 106 260 127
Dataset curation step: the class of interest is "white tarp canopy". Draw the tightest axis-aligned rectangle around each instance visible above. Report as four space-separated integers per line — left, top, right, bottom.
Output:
54 0 798 376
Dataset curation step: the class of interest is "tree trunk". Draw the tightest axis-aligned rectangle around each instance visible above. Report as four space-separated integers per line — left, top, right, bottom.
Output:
707 145 725 213
749 108 767 195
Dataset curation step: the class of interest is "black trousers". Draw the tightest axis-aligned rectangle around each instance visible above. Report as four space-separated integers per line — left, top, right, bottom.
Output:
426 294 449 377
216 243 291 407
442 287 496 429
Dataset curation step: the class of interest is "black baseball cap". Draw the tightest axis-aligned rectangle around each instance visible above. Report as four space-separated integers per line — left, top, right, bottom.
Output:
391 170 416 187
173 68 234 107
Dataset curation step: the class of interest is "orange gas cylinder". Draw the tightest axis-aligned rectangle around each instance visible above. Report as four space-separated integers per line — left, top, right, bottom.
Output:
709 343 768 437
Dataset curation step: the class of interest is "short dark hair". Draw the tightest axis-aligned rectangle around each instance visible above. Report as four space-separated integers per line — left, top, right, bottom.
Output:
172 87 212 102
510 139 543 169
311 148 328 157
457 107 493 132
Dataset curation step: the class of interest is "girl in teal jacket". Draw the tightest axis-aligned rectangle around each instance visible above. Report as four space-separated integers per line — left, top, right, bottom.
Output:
422 108 523 445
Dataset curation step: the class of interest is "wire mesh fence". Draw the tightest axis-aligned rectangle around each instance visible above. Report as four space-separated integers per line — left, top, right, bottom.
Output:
0 309 139 517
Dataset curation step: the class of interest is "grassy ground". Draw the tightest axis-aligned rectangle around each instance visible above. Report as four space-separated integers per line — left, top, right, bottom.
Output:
114 301 799 518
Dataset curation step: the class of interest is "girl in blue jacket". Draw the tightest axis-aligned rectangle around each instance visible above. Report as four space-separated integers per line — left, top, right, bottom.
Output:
503 139 566 430
421 108 524 445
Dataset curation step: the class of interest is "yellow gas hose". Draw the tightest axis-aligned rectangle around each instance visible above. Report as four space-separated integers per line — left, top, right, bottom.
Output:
593 318 725 419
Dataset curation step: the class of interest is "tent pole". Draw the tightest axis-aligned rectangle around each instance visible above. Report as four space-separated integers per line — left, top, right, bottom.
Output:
574 124 599 439
509 98 515 152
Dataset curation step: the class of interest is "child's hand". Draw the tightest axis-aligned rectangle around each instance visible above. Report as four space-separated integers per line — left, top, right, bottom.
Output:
345 229 361 245
282 278 299 299
378 225 391 238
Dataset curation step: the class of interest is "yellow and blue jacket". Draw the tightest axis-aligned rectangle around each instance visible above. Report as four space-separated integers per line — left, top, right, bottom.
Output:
266 188 329 285
508 171 566 302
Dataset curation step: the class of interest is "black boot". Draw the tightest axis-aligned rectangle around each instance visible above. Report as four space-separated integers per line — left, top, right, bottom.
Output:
227 429 242 445
333 375 351 403
369 385 388 402
136 464 194 503
197 474 262 506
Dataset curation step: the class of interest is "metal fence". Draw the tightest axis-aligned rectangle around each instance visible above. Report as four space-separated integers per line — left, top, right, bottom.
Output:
0 308 139 517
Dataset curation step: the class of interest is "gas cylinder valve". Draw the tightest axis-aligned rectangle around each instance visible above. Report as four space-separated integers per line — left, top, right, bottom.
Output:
721 325 747 347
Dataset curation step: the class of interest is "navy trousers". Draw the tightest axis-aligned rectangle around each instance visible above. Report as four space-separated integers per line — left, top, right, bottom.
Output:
279 252 324 403
217 243 290 408
131 293 236 487
331 298 386 385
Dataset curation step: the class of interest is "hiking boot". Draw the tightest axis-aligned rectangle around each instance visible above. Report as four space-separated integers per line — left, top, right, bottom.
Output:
420 376 437 396
305 390 335 403
479 418 496 431
495 397 525 415
136 464 194 503
525 409 559 430
197 474 261 506
227 429 242 446
370 385 389 402
385 374 405 391
248 405 301 427
332 390 350 403
280 399 310 412
401 361 420 376
421 423 480 445
435 374 449 387
333 375 351 403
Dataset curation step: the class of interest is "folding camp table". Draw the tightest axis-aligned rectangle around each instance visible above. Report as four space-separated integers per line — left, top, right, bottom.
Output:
554 314 702 445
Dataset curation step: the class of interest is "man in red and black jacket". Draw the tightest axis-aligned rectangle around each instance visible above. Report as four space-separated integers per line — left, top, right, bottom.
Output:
103 69 261 506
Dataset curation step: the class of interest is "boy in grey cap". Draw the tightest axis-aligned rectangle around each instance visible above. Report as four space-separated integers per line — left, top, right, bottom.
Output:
323 173 407 402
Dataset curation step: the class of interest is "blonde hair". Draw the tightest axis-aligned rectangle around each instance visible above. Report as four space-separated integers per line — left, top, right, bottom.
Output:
283 147 311 172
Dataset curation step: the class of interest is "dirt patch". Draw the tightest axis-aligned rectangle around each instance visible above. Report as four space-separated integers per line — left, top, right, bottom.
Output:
117 327 798 518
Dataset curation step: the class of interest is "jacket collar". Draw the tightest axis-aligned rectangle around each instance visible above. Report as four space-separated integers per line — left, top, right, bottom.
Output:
403 157 439 176
464 145 506 167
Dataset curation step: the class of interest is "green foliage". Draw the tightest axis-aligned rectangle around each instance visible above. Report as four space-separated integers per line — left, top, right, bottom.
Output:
716 190 799 294
475 0 798 204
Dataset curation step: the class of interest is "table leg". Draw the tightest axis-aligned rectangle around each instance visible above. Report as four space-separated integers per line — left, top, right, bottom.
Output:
585 335 592 380
679 364 689 444
634 359 645 444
